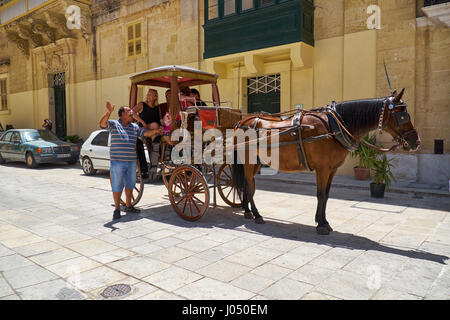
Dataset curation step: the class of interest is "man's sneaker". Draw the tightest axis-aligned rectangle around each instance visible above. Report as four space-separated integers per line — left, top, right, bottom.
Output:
113 209 122 220
124 206 141 213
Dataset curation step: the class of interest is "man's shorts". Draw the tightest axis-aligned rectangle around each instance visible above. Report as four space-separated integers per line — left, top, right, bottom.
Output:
110 160 137 192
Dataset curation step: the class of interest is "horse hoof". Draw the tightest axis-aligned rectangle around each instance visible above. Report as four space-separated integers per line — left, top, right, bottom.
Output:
255 217 265 224
316 226 330 235
325 224 333 232
244 212 253 219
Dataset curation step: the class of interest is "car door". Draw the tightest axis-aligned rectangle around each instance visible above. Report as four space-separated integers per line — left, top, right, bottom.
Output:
90 131 110 169
9 132 23 161
0 131 13 160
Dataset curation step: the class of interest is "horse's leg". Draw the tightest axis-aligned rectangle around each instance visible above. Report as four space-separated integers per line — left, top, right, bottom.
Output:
322 168 337 232
242 187 253 219
315 168 332 235
247 164 264 224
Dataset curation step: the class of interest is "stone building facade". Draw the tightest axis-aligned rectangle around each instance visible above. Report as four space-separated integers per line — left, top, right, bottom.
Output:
0 0 448 184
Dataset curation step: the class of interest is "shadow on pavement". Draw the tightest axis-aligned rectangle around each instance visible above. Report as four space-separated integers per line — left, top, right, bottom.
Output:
254 178 450 212
103 203 449 265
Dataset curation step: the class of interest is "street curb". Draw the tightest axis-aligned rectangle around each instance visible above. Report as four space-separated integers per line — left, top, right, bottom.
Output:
255 176 450 198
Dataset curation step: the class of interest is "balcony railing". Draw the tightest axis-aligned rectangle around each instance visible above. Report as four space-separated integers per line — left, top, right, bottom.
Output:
424 0 449 6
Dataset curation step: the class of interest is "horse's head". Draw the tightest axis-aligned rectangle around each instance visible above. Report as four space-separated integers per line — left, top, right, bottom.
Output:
380 89 420 151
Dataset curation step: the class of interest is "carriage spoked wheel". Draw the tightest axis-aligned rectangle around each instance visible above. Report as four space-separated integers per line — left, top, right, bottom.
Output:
168 165 210 221
118 160 144 207
217 163 242 208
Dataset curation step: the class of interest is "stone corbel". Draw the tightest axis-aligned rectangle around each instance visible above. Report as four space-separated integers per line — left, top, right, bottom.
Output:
244 54 264 75
5 30 30 57
17 23 44 47
44 11 74 39
206 60 226 78
29 18 57 44
290 43 313 70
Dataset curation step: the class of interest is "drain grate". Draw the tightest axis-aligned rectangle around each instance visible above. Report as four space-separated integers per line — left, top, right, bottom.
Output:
101 284 132 298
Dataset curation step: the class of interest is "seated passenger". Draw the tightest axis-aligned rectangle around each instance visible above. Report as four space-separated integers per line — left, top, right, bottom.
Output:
190 88 207 106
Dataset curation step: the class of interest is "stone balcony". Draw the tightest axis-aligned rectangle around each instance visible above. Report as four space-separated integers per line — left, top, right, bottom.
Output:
0 0 92 56
422 0 450 27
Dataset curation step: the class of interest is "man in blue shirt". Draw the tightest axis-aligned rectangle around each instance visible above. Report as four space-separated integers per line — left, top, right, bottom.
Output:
100 101 162 220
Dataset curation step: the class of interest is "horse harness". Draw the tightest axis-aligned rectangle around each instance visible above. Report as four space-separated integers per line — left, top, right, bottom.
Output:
234 96 414 170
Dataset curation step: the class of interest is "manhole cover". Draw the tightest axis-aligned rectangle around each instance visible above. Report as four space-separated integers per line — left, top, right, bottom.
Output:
101 284 131 298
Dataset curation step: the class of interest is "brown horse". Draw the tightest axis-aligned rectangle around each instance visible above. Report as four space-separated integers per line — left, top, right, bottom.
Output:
231 89 420 235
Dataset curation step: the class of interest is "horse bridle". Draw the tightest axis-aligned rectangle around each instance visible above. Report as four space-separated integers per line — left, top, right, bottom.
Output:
378 97 417 148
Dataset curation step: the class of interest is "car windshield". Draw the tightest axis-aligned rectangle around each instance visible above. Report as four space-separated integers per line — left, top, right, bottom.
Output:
23 130 61 142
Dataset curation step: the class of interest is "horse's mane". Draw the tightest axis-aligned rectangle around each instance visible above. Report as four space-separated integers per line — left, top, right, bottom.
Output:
334 98 385 135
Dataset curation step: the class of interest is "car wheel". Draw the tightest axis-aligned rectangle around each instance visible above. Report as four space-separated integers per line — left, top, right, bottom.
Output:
82 157 97 175
0 153 5 164
26 152 38 169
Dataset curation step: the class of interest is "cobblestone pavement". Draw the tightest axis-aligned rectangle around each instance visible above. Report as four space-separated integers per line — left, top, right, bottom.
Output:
0 162 449 300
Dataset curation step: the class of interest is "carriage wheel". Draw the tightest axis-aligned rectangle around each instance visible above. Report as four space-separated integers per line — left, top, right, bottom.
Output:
217 163 242 208
119 160 144 207
168 166 210 221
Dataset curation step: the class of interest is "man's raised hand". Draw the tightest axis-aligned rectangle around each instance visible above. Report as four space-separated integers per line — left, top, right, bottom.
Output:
106 101 115 113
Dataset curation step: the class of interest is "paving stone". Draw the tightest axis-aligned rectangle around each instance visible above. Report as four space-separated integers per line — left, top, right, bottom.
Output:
151 237 184 248
109 255 170 279
143 229 177 240
309 247 363 270
14 241 62 257
129 242 163 255
372 288 422 300
17 279 87 300
175 278 254 300
147 246 195 264
67 266 127 292
315 270 379 300
270 252 316 270
114 236 151 249
3 265 59 289
47 231 92 246
1 234 45 249
301 292 340 300
143 266 203 292
287 264 336 286
0 254 34 271
47 256 101 278
174 256 213 272
66 239 118 257
251 263 293 281
0 294 20 300
0 277 14 298
198 260 252 283
195 246 236 262
260 278 313 300
225 246 283 268
176 237 222 253
29 248 81 267
93 277 158 300
0 245 15 258
138 289 185 300
230 273 275 293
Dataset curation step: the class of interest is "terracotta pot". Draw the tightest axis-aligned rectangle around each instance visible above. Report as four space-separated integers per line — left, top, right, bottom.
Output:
354 167 370 180
370 182 386 198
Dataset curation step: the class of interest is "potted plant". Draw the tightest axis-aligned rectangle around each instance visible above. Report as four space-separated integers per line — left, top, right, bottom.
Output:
370 154 396 198
351 133 380 180
64 134 84 150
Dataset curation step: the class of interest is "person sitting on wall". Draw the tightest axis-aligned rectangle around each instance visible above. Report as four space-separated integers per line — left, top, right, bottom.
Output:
190 88 207 106
42 119 53 131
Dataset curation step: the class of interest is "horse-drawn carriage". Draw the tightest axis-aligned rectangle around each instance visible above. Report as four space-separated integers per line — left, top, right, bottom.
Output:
122 65 420 235
124 65 243 220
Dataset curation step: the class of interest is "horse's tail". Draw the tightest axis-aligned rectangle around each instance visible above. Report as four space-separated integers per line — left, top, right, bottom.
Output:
231 151 245 194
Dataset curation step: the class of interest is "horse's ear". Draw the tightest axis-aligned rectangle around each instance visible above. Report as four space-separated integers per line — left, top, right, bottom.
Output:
393 88 405 103
391 90 397 97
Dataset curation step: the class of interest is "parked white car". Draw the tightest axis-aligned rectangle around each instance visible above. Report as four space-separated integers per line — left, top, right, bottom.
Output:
79 129 149 175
